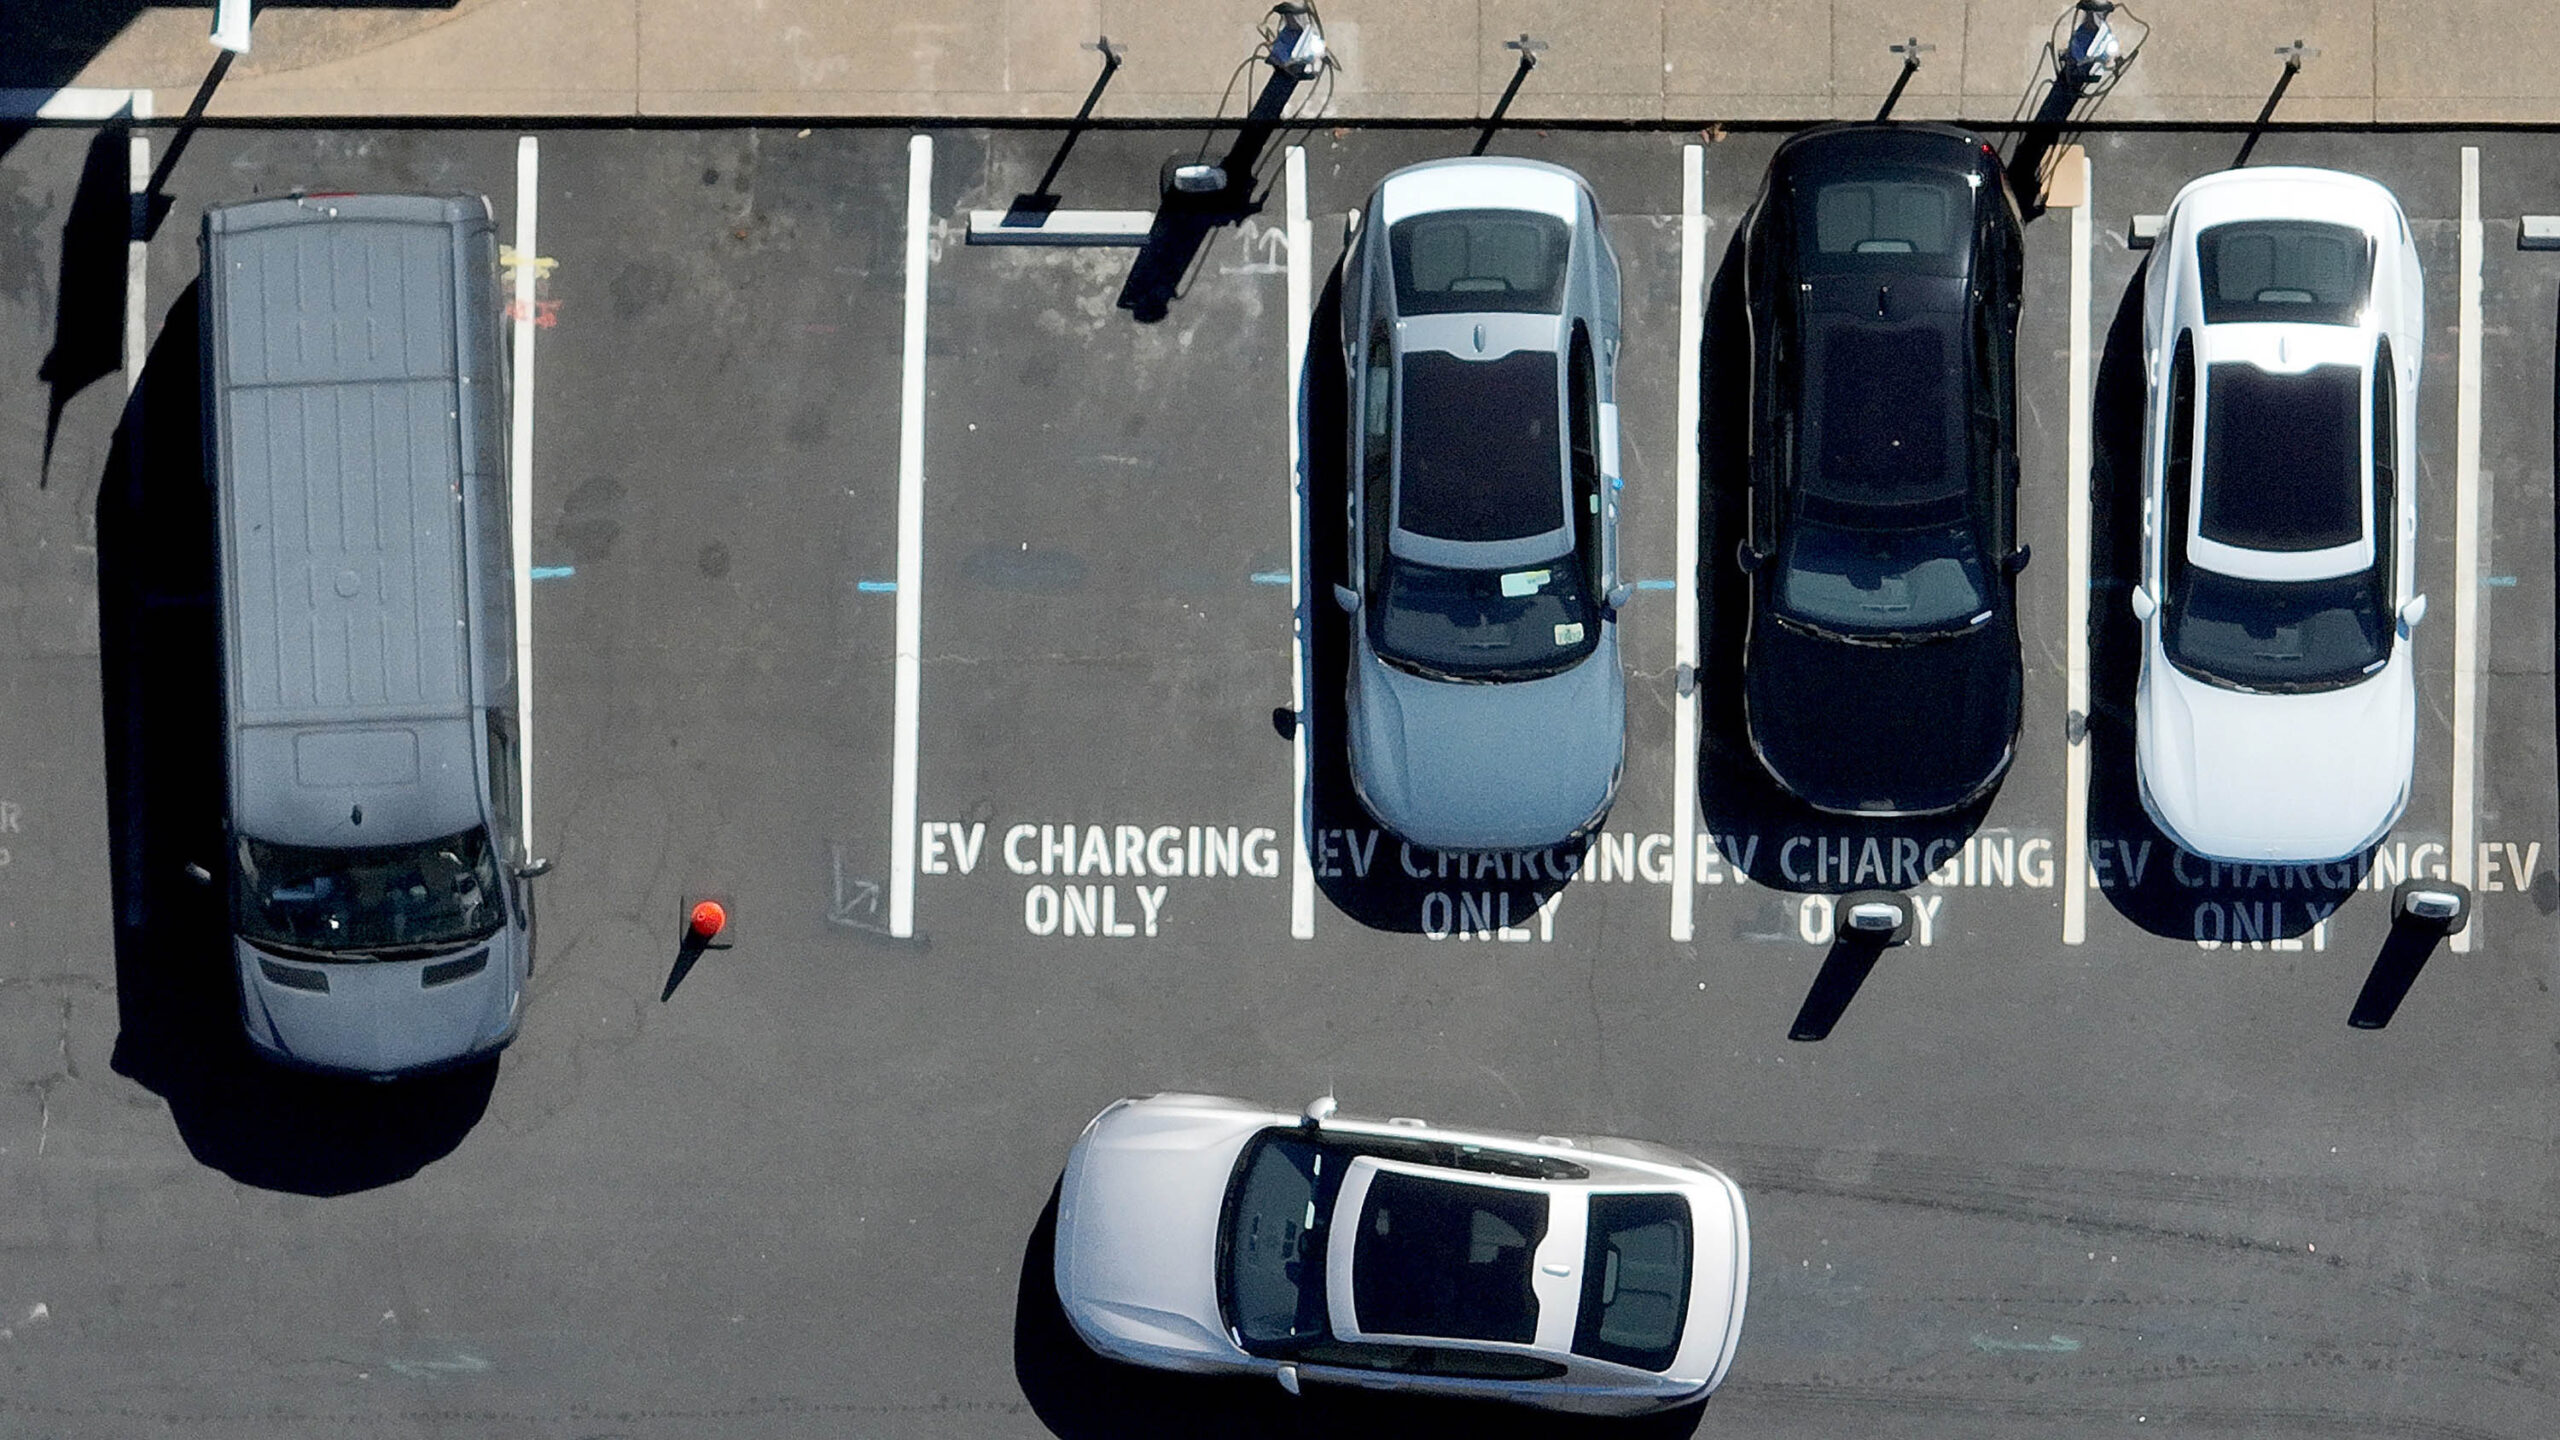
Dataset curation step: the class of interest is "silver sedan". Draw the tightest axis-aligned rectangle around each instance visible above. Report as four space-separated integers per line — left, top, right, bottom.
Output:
1053 1092 1751 1417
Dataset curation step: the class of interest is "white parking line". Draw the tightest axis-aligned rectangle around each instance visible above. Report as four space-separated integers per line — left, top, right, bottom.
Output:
511 136 541 862
1670 144 1704 945
2450 146 2484 953
2062 150 2094 945
124 115 150 397
889 135 933 940
1286 145 1316 941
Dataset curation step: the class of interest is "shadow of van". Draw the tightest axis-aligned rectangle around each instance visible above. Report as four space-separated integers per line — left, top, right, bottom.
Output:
99 283 492 1197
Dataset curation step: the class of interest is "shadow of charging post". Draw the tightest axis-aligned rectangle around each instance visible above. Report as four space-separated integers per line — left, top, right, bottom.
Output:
1789 891 1916 1042
2348 880 2473 1030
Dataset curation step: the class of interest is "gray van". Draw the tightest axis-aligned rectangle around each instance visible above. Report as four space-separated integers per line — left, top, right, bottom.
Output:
201 193 542 1077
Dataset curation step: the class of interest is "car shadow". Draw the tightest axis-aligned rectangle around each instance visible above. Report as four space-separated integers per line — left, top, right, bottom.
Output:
1011 1180 1707 1440
1692 224 1998 893
1300 257 1587 934
99 285 494 1196
2084 260 2363 942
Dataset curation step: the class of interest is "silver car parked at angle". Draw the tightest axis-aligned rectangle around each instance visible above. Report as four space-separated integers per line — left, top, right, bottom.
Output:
1054 1093 1750 1417
2132 166 2426 863
1333 158 1630 852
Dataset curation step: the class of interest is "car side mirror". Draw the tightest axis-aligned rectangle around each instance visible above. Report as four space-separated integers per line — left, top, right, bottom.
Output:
2004 544 2032 574
515 857 554 880
1275 1363 1303 1396
1330 583 1359 614
2129 585 2158 623
1301 1095 1337 1129
1606 581 1634 611
183 862 214 886
1735 542 1763 574
2398 594 2428 632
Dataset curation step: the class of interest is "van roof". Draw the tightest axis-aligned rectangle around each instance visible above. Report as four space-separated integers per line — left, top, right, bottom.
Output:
205 194 495 848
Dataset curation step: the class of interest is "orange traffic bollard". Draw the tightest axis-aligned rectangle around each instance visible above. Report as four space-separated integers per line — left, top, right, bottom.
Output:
688 900 727 940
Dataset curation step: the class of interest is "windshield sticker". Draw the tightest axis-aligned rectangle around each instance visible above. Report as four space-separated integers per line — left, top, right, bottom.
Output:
1554 622 1585 645
1500 569 1552 599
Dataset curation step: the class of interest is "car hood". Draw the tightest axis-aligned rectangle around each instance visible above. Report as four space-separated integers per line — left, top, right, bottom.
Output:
1348 632 1625 851
1744 610 2020 814
236 934 520 1076
2138 648 2415 862
1055 1102 1268 1365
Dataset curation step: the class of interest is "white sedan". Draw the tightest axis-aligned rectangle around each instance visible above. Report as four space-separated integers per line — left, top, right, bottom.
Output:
2131 166 2426 863
1052 1093 1749 1417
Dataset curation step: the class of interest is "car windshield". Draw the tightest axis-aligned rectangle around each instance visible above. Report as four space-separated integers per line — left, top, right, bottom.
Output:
1220 1133 1345 1349
1777 498 1990 637
2166 566 2389 692
1351 1171 1547 1343
1375 553 1599 681
2197 220 2371 326
1572 1193 1692 1372
1389 208 1571 315
1397 349 1564 543
2201 363 2364 552
236 827 504 956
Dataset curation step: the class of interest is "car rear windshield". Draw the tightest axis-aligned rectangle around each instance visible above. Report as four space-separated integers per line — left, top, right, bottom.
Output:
1803 319 1964 503
1351 1171 1548 1344
1397 349 1564 542
1800 173 1971 276
1220 1133 1344 1350
1375 553 1598 682
1390 208 1571 315
1572 1193 1692 1372
2166 567 2389 692
236 827 504 956
2200 363 2363 552
2197 220 2371 326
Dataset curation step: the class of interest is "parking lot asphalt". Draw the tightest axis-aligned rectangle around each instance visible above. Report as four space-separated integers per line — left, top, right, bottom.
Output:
2 121 2556 1439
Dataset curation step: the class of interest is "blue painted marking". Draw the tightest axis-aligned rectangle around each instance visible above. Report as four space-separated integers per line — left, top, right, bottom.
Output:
529 565 575 580
1249 572 1291 586
2485 575 2518 587
1635 578 1675 591
856 580 898 593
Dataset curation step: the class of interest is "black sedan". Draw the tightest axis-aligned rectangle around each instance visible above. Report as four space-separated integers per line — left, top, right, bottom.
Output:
1734 123 2028 816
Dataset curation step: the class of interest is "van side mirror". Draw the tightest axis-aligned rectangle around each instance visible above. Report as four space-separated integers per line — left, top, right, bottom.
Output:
1301 1095 1337 1129
2398 594 2428 633
2128 586 2158 622
1275 1363 1302 1396
515 857 554 880
1330 584 1360 614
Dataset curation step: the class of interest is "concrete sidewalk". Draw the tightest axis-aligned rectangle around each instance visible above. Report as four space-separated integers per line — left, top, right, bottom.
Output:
8 1 2559 126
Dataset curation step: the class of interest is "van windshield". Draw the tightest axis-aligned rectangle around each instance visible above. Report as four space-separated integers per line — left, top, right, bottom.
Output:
236 828 504 957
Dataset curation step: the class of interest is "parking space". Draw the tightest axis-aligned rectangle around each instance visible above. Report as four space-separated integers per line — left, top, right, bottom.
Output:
0 121 2555 1438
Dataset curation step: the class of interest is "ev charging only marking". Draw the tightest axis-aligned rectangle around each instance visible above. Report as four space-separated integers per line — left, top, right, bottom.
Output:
2450 146 2484 953
2062 148 2095 945
1286 145 1316 941
889 134 933 939
510 136 541 858
1670 143 1706 945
